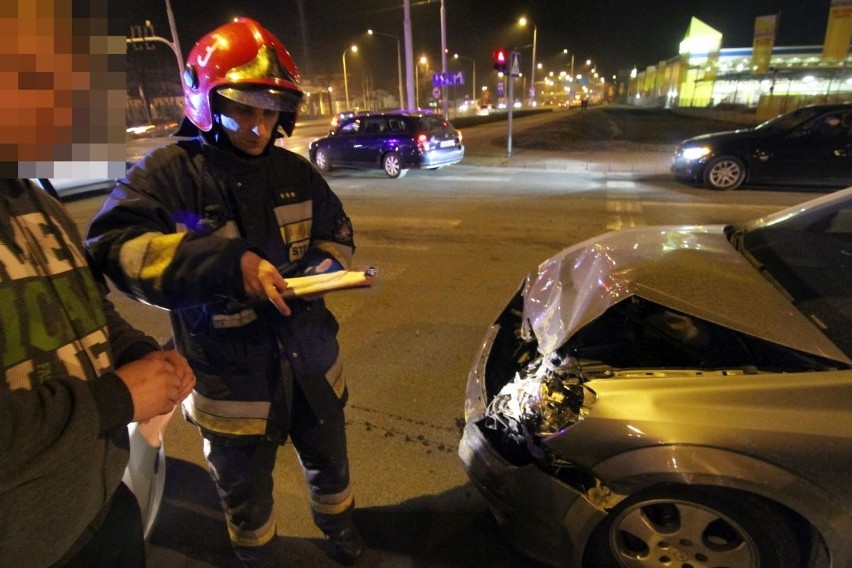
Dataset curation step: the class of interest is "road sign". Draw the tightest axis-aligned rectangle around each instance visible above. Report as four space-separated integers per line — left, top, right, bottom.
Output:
432 71 465 87
510 51 521 77
432 86 441 99
496 81 504 97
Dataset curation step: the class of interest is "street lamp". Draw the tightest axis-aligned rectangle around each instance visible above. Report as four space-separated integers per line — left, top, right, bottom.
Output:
342 44 357 109
519 17 537 104
453 53 476 101
415 55 428 108
368 29 405 109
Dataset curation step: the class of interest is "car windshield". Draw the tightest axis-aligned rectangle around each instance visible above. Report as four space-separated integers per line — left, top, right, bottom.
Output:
754 106 832 132
733 190 852 359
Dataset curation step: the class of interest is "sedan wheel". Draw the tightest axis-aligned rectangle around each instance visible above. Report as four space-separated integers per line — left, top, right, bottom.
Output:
583 487 803 568
382 152 406 178
314 149 332 172
703 155 745 190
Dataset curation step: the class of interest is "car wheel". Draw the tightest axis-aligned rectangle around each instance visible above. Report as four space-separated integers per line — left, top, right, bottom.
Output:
583 487 803 568
703 155 745 190
314 149 332 172
382 152 404 178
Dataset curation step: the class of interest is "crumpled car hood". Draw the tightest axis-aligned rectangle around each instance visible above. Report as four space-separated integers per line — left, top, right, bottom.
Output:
522 224 850 365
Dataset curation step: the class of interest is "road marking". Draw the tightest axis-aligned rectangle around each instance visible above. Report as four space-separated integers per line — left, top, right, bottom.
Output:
606 180 636 189
354 216 461 229
424 175 507 183
605 185 644 230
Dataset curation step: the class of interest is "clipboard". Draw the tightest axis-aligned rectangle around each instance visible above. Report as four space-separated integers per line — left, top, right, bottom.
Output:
281 267 375 298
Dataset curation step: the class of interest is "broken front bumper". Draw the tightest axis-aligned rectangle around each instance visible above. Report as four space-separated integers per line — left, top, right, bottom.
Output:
458 324 606 568
459 422 605 568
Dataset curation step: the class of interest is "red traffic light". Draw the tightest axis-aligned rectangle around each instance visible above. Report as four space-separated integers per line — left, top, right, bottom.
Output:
493 48 508 72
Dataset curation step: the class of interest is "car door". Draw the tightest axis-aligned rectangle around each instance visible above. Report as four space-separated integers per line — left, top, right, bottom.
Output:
324 120 362 164
349 116 389 165
759 111 852 186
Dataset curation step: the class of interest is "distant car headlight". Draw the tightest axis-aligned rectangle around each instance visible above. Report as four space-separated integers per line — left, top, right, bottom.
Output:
681 146 712 161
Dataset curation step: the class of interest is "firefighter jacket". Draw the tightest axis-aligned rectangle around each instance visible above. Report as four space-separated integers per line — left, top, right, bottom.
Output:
85 139 356 444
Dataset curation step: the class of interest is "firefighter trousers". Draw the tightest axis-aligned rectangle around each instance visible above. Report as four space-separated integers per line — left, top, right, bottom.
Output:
203 389 353 567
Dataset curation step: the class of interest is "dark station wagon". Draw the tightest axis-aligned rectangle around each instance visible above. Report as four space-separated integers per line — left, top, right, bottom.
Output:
309 110 464 178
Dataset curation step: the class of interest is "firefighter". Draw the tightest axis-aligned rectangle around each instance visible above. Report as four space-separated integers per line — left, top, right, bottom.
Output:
85 17 363 566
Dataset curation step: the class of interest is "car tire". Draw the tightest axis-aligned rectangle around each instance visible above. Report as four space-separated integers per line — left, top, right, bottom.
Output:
314 149 332 172
703 155 745 190
382 152 405 178
582 486 804 568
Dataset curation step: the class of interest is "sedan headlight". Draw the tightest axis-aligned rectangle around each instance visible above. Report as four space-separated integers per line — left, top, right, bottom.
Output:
681 146 712 161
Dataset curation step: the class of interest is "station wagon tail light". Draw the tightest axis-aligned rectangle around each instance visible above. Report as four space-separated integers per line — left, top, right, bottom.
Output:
417 133 429 151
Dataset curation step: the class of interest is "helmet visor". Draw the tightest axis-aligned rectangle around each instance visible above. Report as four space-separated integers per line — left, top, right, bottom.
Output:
217 86 303 114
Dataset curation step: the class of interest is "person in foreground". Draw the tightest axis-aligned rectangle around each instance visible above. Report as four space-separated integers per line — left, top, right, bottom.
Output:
0 178 195 567
85 18 363 566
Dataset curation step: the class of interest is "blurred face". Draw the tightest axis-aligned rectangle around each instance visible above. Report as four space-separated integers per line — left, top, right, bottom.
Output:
217 97 279 156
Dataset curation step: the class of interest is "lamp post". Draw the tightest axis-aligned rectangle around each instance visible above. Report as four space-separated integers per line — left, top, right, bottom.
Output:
563 48 575 80
453 53 476 101
368 29 405 109
342 44 357 109
415 55 427 108
519 17 537 105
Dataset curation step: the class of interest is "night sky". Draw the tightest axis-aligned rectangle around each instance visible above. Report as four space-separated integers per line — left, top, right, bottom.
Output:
129 0 837 93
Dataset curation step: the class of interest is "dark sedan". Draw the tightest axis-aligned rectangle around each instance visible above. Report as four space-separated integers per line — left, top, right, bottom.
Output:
672 103 852 190
309 110 464 178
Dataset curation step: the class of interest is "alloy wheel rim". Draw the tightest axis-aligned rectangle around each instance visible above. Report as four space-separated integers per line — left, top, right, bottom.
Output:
609 498 759 568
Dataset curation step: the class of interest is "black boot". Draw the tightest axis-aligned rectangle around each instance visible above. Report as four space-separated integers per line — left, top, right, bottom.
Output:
324 521 365 565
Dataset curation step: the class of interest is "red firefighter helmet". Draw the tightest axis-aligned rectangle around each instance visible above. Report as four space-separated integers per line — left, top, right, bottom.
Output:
182 17 303 135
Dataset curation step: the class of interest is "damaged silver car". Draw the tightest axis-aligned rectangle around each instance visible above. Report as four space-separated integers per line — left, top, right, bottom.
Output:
459 188 852 568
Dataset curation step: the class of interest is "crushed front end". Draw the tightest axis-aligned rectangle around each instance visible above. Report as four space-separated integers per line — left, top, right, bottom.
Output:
459 286 622 568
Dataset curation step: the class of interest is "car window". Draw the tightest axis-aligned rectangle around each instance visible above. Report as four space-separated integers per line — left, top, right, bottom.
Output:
338 121 360 135
362 117 387 135
387 118 407 132
811 112 851 139
418 116 448 132
738 194 852 358
755 106 831 131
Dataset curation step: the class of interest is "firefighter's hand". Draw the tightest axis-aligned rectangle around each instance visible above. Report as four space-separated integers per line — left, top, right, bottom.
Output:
241 251 291 316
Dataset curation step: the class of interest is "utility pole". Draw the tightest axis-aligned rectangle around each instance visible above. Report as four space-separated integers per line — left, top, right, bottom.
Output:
440 0 448 119
295 0 312 75
404 0 415 110
164 0 184 76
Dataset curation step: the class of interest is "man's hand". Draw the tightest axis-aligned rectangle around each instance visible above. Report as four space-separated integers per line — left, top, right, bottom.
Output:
115 350 196 423
241 251 291 315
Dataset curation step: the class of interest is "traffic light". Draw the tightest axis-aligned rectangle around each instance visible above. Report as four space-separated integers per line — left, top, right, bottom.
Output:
493 48 508 73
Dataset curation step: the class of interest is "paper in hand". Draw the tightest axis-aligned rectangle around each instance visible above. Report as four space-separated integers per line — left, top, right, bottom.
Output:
282 268 375 298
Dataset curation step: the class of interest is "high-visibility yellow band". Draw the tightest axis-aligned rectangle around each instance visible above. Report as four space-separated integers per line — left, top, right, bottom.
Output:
183 393 270 436
311 486 354 516
228 515 277 547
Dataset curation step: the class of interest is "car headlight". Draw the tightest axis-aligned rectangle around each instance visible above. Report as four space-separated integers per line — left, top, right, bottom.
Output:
681 146 712 161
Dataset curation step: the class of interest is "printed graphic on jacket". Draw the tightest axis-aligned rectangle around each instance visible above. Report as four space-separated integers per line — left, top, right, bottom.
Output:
0 211 110 391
